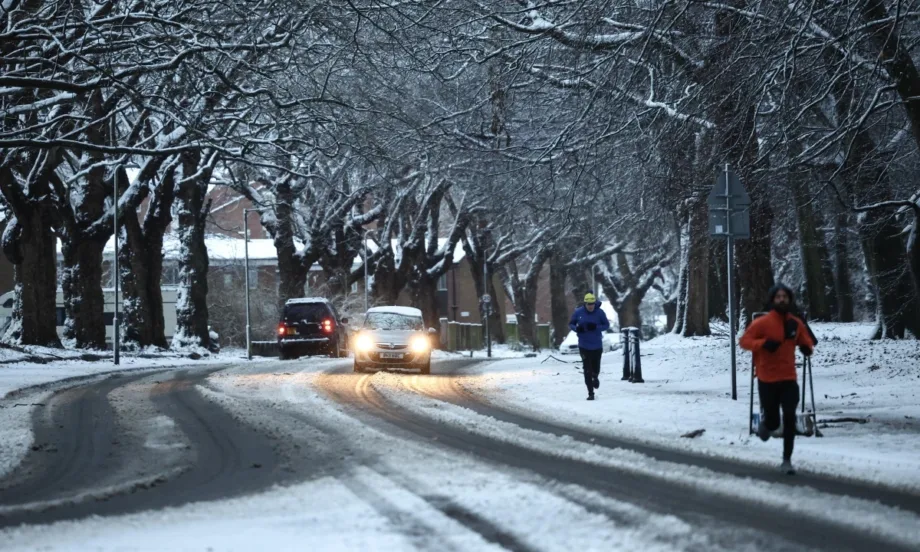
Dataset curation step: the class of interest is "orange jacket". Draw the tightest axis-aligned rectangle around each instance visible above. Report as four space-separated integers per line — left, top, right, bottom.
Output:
739 310 815 383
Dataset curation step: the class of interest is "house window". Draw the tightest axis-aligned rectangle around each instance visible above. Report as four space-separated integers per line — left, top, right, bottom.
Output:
248 268 258 289
351 281 359 293
438 274 448 291
162 266 180 285
223 273 233 287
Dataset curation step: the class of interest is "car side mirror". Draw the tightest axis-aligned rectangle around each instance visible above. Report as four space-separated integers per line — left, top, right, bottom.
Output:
341 318 349 324
428 328 437 334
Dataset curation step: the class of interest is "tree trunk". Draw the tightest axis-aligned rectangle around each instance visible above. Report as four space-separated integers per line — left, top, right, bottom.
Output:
466 255 506 344
173 153 212 350
681 201 711 336
792 179 833 321
615 292 642 331
411 277 441 332
909 214 920 314
663 298 677 333
735 191 774 325
60 238 107 349
672 220 689 335
269 181 309 307
860 213 920 338
549 252 570 348
486 269 506 345
708 243 728 321
1 212 60 346
569 268 591 304
833 207 856 322
512 283 539 351
120 195 171 349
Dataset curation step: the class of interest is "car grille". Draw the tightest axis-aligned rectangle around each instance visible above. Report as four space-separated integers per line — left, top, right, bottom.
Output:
376 343 408 350
371 352 417 364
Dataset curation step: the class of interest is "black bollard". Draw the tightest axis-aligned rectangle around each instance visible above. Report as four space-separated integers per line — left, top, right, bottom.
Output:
621 327 631 380
628 327 644 383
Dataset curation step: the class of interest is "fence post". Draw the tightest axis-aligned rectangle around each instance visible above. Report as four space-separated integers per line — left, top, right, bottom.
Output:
447 321 457 352
628 327 644 383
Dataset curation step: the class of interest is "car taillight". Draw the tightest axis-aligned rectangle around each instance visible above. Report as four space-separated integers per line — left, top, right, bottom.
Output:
322 319 333 333
278 325 286 336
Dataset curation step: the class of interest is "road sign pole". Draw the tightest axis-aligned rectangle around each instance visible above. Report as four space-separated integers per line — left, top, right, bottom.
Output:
725 163 737 401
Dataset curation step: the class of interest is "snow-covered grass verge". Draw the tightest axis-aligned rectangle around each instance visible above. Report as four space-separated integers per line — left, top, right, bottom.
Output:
0 352 268 482
432 343 532 361
0 348 262 398
459 322 920 491
369 371 920 549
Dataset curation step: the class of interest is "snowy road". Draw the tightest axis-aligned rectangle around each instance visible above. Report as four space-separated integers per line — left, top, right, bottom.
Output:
0 358 918 551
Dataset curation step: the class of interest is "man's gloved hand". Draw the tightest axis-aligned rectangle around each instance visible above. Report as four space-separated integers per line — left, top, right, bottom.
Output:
575 324 585 334
784 319 798 340
763 339 781 353
585 322 597 331
799 345 813 357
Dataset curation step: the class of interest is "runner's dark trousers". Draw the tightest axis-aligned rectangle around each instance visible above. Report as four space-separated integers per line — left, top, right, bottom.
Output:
579 348 602 393
759 379 800 461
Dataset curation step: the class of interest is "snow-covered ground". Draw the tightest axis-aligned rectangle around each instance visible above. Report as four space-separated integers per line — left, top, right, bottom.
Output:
2 359 716 552
460 323 920 490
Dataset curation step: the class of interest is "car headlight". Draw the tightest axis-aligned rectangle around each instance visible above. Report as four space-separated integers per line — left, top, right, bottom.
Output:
409 335 430 354
355 333 374 352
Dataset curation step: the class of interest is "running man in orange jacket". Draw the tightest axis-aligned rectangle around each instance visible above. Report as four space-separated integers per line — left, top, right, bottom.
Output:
739 283 816 475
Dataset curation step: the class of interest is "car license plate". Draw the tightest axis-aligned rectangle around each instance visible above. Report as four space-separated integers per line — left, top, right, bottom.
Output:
380 352 404 359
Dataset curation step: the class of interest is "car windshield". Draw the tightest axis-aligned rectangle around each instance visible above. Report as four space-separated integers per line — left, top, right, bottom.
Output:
283 303 329 323
363 312 424 331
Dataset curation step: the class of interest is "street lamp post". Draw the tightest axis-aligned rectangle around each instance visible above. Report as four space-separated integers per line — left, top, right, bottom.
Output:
113 170 120 366
243 208 253 361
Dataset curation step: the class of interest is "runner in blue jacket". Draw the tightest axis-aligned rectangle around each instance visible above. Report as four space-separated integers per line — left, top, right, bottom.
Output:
569 293 611 400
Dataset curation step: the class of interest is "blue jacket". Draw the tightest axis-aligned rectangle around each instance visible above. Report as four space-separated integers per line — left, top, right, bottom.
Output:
569 302 611 351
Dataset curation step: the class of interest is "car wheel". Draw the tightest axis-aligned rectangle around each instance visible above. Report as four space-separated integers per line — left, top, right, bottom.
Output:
353 361 363 373
420 359 431 375
329 341 340 359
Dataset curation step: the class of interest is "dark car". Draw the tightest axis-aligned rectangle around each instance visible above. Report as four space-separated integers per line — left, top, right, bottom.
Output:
277 298 349 360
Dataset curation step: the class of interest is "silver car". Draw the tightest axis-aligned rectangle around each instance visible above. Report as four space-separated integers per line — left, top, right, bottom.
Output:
353 307 436 374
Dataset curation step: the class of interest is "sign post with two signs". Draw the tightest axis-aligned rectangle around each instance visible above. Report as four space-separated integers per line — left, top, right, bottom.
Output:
707 164 751 401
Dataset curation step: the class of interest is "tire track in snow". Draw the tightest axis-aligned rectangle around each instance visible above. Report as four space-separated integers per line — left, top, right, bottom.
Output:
317 366 916 552
422 366 920 515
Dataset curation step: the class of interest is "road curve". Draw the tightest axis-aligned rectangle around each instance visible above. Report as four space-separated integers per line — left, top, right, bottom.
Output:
0 368 290 529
